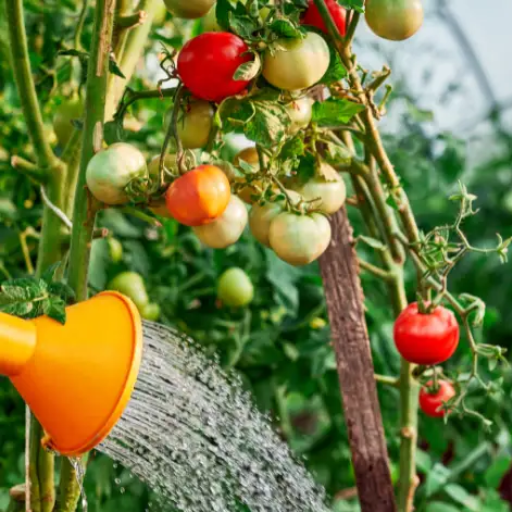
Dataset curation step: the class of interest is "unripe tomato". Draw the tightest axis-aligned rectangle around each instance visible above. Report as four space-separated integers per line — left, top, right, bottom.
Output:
108 271 149 310
301 0 347 36
233 147 274 204
217 267 254 307
249 190 302 247
86 143 148 205
419 380 456 418
164 0 215 19
53 97 83 147
269 212 331 266
394 303 460 365
293 162 346 214
286 97 313 135
177 33 252 102
108 237 123 263
262 32 330 91
148 154 177 187
193 195 248 248
176 99 214 149
140 302 161 321
165 164 231 226
365 0 424 41
153 2 168 25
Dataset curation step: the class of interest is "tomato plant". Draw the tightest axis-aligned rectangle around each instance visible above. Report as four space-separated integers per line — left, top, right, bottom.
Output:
177 32 252 102
394 303 460 365
217 267 254 307
262 32 330 91
165 165 231 226
419 380 456 418
365 0 424 41
86 143 148 205
193 195 248 248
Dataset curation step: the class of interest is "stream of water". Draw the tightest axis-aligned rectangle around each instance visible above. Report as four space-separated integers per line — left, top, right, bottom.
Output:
97 321 328 512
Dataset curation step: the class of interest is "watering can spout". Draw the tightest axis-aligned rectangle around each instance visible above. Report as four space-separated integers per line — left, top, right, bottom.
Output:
0 292 142 456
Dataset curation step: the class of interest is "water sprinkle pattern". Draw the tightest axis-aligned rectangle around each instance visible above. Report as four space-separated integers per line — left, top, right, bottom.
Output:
99 321 328 512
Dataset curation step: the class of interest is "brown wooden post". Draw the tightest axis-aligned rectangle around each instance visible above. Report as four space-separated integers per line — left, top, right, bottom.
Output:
319 207 397 512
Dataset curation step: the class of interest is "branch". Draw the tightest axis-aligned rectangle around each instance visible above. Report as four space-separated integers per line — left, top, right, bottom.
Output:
5 0 57 170
10 156 47 184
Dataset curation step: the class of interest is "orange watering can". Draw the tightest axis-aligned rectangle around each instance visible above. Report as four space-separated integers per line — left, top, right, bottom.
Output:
0 291 142 456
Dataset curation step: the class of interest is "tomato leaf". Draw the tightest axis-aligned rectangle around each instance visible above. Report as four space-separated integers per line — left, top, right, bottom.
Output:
245 101 288 148
312 98 365 126
229 12 259 39
279 137 305 160
296 153 316 184
323 139 352 167
338 0 365 13
320 46 347 84
269 18 303 38
216 0 234 31
233 52 261 81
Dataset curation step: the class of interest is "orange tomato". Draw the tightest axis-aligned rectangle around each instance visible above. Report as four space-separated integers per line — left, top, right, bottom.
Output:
165 165 231 226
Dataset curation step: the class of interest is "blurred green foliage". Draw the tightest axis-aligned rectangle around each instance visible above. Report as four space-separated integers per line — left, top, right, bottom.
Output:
1 2 512 512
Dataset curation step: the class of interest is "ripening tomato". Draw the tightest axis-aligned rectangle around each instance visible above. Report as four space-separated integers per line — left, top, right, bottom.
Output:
108 271 149 310
217 267 254 307
164 0 215 19
286 97 313 135
193 195 248 248
176 99 214 149
394 303 460 365
262 32 330 91
86 143 148 205
292 162 346 214
53 96 83 147
269 212 331 266
249 190 302 247
165 164 231 226
177 33 252 102
365 0 424 41
233 147 273 204
419 380 456 418
301 0 347 36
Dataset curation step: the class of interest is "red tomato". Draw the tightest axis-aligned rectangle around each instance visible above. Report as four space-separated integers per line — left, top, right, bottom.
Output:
393 302 459 365
301 0 347 36
177 32 251 102
165 165 231 226
419 380 456 418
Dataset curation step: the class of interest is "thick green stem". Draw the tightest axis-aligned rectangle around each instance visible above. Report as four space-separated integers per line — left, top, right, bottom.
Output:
59 2 118 510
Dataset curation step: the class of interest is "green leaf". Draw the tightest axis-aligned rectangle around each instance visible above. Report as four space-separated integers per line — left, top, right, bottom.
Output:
233 52 261 81
216 0 234 31
41 262 62 283
444 484 480 512
338 0 364 12
0 278 46 303
424 503 460 512
312 98 365 126
279 136 305 160
269 18 302 38
484 454 512 488
321 47 347 84
323 140 352 167
357 235 386 251
296 153 316 184
424 463 451 497
229 12 259 38
48 282 75 301
43 297 67 324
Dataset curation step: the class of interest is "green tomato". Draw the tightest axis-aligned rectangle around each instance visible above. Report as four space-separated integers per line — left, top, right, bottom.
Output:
108 237 123 263
293 162 346 214
164 0 215 19
176 99 214 149
153 2 168 25
269 212 331 266
140 302 161 321
262 32 330 91
193 195 248 249
217 267 254 307
86 143 148 205
147 154 177 191
286 97 313 135
52 97 83 148
365 0 424 41
108 271 149 310
249 190 302 247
